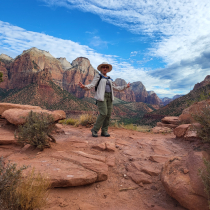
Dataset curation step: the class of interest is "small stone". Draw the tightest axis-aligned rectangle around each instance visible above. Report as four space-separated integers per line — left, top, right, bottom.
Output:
139 182 144 187
151 204 155 207
96 184 100 188
116 145 119 148
129 157 134 161
184 169 189 174
151 185 157 190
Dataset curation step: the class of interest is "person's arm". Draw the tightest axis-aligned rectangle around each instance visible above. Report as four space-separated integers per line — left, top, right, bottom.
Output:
112 81 130 91
78 73 100 90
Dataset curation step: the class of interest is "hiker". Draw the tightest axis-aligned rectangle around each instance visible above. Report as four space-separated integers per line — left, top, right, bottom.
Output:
78 62 130 137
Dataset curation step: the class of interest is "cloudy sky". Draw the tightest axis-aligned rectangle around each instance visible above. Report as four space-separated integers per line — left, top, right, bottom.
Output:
0 0 210 98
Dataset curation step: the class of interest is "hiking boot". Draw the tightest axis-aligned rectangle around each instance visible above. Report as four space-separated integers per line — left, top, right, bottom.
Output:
101 131 110 137
92 130 98 137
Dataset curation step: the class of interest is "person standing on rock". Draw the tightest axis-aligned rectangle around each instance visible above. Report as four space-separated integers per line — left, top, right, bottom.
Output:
78 62 130 137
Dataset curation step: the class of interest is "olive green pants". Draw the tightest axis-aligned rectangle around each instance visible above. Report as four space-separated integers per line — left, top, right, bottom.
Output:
92 92 113 133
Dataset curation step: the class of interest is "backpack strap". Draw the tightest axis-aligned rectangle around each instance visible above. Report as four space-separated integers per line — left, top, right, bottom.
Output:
95 74 102 92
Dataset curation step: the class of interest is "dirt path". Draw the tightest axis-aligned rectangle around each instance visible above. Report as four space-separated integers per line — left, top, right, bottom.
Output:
0 123 193 210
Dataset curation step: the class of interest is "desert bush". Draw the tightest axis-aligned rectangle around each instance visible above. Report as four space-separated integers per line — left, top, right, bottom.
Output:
137 125 152 132
121 123 138 131
192 105 210 143
15 111 56 150
59 118 78 125
0 157 50 210
199 158 210 209
0 157 27 209
16 168 50 210
78 114 97 127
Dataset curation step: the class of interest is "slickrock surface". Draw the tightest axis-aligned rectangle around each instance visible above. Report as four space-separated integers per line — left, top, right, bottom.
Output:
1 122 204 210
0 103 42 115
161 153 209 210
2 108 66 125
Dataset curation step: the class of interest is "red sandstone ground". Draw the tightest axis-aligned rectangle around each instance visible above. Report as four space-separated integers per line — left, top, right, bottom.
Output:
0 122 196 210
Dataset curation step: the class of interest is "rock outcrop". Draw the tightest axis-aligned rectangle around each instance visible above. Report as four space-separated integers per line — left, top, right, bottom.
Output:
113 78 135 102
63 57 97 98
161 153 209 210
2 108 66 125
193 75 210 91
8 48 64 89
56 57 72 70
0 61 9 89
179 99 210 123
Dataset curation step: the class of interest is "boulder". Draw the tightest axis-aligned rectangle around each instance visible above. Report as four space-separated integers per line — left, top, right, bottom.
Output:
173 124 191 138
0 103 41 115
157 122 178 129
161 116 181 125
161 153 209 210
2 109 66 125
179 99 210 123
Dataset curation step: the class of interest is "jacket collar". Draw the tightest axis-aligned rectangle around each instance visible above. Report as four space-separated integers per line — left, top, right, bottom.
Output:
99 73 113 81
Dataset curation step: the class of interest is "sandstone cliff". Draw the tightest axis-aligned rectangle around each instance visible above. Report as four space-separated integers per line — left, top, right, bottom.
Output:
63 57 97 98
113 78 136 102
0 47 161 106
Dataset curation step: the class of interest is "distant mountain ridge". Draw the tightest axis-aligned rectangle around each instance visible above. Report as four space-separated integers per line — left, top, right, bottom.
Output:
140 77 210 126
161 95 184 106
0 47 161 106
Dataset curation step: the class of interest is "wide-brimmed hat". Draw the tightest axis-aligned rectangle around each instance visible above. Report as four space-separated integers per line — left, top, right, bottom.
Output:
97 62 112 72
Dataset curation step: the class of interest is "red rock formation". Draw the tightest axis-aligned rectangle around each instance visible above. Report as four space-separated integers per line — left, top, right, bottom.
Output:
130 81 147 102
0 61 9 89
8 48 64 89
193 75 210 90
146 92 161 105
113 78 135 102
63 57 97 98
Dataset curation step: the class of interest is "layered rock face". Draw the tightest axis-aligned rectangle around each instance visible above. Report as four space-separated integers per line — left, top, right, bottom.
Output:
113 78 136 102
8 48 64 89
130 81 147 102
57 57 72 70
193 75 210 90
63 57 96 98
0 61 9 89
0 47 161 106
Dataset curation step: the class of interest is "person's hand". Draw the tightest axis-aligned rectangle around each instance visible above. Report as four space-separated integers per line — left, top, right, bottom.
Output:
78 82 85 89
127 82 130 88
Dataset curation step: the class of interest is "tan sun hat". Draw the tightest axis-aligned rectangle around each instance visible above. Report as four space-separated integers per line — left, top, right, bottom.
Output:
97 62 112 72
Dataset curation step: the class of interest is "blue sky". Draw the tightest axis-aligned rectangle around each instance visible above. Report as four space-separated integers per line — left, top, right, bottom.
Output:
0 0 210 98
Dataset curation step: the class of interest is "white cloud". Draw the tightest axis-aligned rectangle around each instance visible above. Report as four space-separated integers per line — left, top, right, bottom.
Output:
0 21 173 96
41 0 210 93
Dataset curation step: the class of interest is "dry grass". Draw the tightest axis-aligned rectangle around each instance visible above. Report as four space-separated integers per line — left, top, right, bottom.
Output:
60 114 97 127
59 118 79 125
110 121 152 132
16 169 50 210
0 157 49 210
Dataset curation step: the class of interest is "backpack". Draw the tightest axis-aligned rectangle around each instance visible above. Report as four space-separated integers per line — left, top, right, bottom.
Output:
95 74 111 91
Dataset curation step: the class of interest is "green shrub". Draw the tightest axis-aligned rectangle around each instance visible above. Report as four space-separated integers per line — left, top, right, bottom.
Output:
0 157 27 209
15 111 56 150
192 105 210 143
199 158 210 209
